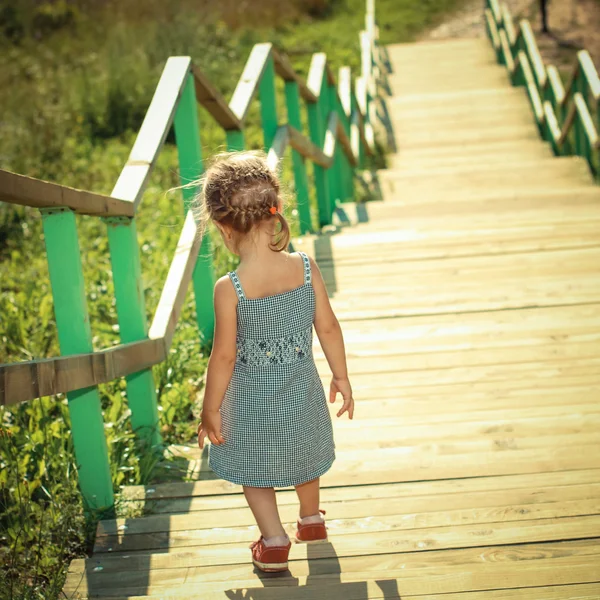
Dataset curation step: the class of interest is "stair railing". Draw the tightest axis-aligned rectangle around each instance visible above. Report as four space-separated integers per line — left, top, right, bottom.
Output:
485 0 600 178
0 2 384 513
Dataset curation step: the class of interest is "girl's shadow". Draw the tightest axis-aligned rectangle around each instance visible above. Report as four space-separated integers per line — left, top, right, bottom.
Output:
225 540 402 599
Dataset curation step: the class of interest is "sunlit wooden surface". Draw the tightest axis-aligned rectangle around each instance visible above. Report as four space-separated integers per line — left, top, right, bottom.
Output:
64 38 600 599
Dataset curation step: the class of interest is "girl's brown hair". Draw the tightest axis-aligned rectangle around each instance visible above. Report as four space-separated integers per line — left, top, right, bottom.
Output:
195 151 290 252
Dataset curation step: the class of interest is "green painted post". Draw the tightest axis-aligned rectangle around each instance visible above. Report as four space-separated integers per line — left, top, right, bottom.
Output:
325 83 343 213
174 72 215 344
285 80 313 234
41 208 114 513
574 73 584 158
226 130 245 151
307 84 332 227
105 217 161 448
335 89 355 203
259 55 278 150
352 93 366 170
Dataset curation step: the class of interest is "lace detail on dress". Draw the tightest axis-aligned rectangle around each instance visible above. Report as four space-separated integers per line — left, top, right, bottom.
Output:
236 327 312 367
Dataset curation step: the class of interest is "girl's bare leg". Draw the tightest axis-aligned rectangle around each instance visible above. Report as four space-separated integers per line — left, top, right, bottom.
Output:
295 477 320 518
243 486 287 541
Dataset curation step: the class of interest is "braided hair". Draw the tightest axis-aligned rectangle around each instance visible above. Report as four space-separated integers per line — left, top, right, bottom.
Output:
197 151 290 252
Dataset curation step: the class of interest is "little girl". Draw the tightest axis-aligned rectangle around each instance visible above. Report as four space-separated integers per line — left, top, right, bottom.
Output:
195 151 354 573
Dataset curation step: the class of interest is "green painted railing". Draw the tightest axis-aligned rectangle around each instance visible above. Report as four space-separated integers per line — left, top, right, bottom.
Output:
0 1 386 513
485 0 600 178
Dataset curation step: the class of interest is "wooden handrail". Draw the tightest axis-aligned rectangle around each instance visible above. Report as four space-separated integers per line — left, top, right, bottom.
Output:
148 211 202 348
487 1 600 176
484 9 501 53
574 93 600 148
545 94 600 150
489 0 502 25
307 53 327 98
112 57 192 209
501 3 517 46
520 20 547 89
579 51 600 101
2 5 380 411
192 65 242 131
287 125 330 168
562 51 600 108
272 49 317 103
518 50 545 124
338 67 352 118
0 170 134 217
229 43 273 123
547 65 565 105
323 112 339 159
499 29 515 74
0 338 165 406
266 126 289 171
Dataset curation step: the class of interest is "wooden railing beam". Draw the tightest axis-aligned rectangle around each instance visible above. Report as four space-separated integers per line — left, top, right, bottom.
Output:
112 57 191 210
0 338 166 406
287 125 331 168
0 170 134 217
149 211 201 348
229 43 273 123
192 65 242 130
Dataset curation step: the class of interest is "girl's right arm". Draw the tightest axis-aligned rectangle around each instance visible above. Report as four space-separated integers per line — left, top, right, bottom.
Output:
197 276 238 449
310 257 354 419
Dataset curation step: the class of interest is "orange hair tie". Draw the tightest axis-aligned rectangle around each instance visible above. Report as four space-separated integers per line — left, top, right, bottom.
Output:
269 206 278 215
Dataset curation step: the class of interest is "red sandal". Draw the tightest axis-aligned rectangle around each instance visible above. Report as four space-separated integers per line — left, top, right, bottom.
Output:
295 509 328 543
249 537 291 573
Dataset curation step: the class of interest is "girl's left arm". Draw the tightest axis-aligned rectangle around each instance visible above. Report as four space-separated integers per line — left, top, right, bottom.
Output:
197 276 238 449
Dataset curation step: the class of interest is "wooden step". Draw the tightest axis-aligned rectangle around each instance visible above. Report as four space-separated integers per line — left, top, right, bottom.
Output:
392 123 540 149
380 158 594 198
382 156 589 181
388 94 530 119
389 86 527 108
388 144 553 169
389 72 510 94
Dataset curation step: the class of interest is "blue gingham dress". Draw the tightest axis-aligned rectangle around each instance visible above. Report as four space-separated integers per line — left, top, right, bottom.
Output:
209 252 336 488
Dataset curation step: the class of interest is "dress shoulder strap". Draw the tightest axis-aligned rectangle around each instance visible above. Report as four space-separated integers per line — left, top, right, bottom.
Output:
298 252 312 285
228 271 245 301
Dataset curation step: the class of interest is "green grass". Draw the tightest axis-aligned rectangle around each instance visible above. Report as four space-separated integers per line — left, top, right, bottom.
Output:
0 0 471 598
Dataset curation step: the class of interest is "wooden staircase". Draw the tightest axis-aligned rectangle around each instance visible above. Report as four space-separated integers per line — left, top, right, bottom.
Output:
64 38 600 600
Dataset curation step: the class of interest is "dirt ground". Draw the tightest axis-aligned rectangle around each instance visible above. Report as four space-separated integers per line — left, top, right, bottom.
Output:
423 0 600 72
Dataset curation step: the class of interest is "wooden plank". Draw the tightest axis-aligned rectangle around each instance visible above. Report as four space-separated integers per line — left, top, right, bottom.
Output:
265 126 288 171
121 467 600 504
520 19 547 88
502 2 518 46
112 57 191 209
287 125 331 168
97 496 600 554
336 116 358 166
102 477 600 540
308 53 327 98
547 65 566 105
191 65 242 130
63 541 600 596
229 43 272 122
0 169 134 217
323 112 339 161
67 583 600 600
338 66 352 117
575 93 600 149
72 514 600 572
579 50 600 101
148 211 200 347
1 338 165 405
272 49 317 103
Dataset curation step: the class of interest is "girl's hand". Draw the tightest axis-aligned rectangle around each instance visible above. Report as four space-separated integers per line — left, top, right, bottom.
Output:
197 410 225 449
330 377 354 419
